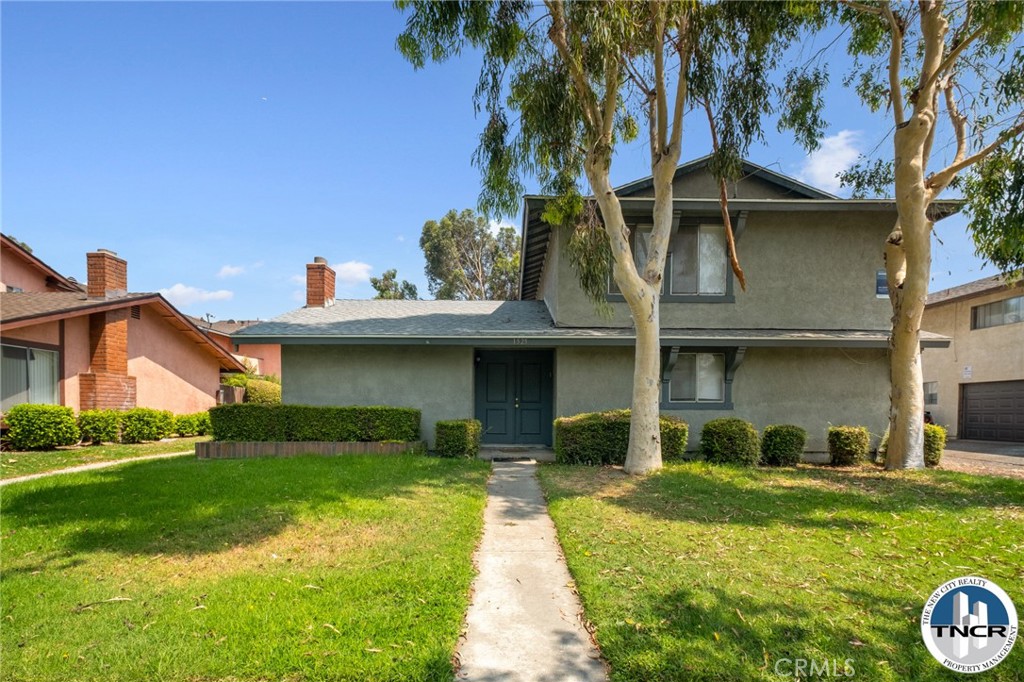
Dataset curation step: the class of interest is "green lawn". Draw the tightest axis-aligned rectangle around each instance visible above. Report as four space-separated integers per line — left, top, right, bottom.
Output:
539 463 1024 682
1 437 209 479
1 454 490 682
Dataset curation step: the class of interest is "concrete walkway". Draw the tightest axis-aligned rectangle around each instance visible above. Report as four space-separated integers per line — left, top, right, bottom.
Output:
457 461 607 682
0 451 193 487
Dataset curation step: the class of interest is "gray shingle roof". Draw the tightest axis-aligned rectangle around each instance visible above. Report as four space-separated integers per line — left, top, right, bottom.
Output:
0 291 158 322
233 299 949 349
235 300 556 337
927 275 1021 306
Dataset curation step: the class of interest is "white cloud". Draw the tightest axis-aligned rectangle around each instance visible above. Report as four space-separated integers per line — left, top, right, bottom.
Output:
289 274 306 285
160 283 233 308
332 260 373 286
217 264 245 278
488 219 516 235
396 235 406 243
797 130 862 194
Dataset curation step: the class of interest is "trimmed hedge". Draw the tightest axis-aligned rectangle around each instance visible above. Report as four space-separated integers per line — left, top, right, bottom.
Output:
209 404 421 442
876 425 947 467
827 426 870 466
4 404 80 450
245 379 281 405
924 424 947 467
121 408 175 444
435 419 482 458
554 410 688 466
699 418 760 466
760 424 807 467
194 411 212 436
78 409 121 444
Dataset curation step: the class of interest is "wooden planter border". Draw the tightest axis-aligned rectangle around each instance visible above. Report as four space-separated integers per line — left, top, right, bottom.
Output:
196 440 426 460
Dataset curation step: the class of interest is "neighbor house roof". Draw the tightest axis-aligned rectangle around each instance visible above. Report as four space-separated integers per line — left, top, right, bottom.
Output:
234 299 949 349
1 233 85 292
927 275 1022 307
185 316 264 336
0 291 247 371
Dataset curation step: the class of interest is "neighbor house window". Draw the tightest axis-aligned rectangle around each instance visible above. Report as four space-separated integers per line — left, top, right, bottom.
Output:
971 295 1023 330
1 344 59 412
610 224 728 298
668 353 725 403
876 269 888 298
924 381 938 405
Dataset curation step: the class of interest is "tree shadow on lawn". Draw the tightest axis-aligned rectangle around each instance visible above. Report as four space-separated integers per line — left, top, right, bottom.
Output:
548 463 1024 531
600 581 969 682
1 454 485 566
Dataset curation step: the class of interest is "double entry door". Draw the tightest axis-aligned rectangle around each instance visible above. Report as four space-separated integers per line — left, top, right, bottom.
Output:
474 350 553 445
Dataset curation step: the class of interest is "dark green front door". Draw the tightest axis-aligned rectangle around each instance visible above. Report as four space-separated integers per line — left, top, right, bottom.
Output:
475 350 553 445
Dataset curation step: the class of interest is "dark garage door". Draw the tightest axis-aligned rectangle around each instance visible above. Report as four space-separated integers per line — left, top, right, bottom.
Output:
960 381 1024 442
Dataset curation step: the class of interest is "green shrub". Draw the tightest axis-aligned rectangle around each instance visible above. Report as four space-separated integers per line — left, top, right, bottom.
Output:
209 404 421 442
699 418 760 466
760 424 807 466
435 419 482 458
924 424 947 467
221 373 249 388
174 413 200 437
245 379 282 405
194 411 212 436
78 409 121 444
4 404 80 450
827 426 870 466
554 410 688 465
121 408 175 444
876 428 890 463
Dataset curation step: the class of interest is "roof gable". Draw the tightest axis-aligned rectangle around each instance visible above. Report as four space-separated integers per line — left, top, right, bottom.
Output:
614 155 838 200
1 233 84 292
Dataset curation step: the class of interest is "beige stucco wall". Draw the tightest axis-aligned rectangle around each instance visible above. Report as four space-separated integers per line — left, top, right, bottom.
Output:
237 343 282 378
0 251 51 292
128 305 221 414
550 210 893 330
282 345 475 447
921 286 1024 437
555 345 889 454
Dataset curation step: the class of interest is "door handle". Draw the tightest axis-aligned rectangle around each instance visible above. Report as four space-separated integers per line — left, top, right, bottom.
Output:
515 398 520 409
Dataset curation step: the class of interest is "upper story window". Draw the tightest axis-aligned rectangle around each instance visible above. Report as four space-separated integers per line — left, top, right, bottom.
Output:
1 344 59 412
971 295 1023 330
923 381 938 405
610 223 729 300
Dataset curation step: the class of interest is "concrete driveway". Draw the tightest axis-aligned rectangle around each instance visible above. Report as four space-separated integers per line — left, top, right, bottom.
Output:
942 440 1024 479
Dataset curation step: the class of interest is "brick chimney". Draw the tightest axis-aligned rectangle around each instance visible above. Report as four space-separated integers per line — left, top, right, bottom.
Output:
87 249 128 299
80 248 136 410
306 256 336 307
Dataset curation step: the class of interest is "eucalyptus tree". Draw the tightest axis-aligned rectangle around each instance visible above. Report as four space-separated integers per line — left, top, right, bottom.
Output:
370 269 419 300
396 1 827 473
420 208 521 300
838 1 1024 469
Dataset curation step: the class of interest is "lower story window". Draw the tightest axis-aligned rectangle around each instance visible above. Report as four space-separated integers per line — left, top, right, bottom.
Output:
1 344 59 411
924 381 938 405
669 353 725 403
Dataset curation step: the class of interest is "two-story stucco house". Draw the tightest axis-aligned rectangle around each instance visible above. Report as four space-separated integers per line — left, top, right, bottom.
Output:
235 158 954 453
922 276 1024 442
1 235 246 414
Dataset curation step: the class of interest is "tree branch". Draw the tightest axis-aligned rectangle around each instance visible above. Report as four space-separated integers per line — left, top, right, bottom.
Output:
881 2 905 125
701 100 747 291
920 23 986 97
668 17 691 153
652 3 668 154
840 0 886 16
926 117 1024 192
545 0 602 134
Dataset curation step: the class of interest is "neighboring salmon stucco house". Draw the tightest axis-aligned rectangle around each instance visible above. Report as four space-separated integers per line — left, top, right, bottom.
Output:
1 235 246 414
922 276 1024 442
234 158 954 453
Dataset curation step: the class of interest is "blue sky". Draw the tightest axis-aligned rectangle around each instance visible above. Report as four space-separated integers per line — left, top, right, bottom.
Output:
2 2 996 321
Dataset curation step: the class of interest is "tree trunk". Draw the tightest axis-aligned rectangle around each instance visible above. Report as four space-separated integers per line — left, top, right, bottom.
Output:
886 124 933 470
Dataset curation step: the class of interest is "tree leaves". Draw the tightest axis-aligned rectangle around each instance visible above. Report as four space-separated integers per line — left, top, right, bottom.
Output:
370 269 418 300
419 208 521 300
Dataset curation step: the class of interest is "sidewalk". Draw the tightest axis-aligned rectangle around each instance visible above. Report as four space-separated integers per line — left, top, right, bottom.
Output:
0 451 193 487
457 460 607 682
